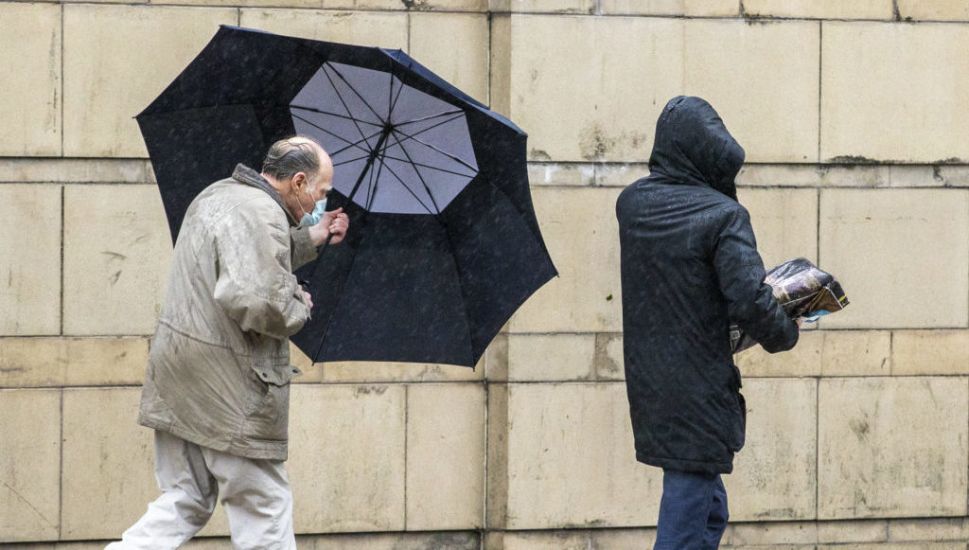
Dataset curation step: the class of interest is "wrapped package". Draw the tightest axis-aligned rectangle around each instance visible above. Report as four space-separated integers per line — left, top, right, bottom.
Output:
731 258 849 353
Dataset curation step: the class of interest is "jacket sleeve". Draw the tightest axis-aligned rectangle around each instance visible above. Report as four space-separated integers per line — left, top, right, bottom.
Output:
290 225 319 270
712 205 799 353
213 200 311 340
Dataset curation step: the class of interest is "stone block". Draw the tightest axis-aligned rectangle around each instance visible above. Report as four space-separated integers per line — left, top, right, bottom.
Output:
489 0 595 13
61 387 156 539
594 332 624 380
63 185 172 336
499 15 683 162
529 163 596 187
821 22 969 163
0 185 61 335
0 159 150 184
743 0 894 19
0 389 61 541
735 330 822 377
405 383 485 530
600 0 738 16
0 3 61 156
296 531 480 549
506 333 595 381
0 337 148 388
410 13 490 104
818 377 969 519
819 189 969 328
721 521 818 546
818 544 966 550
487 529 656 549
501 382 662 529
725 378 817 521
508 187 622 333
682 19 820 163
63 5 238 157
816 519 888 543
820 330 891 376
239 9 407 49
594 163 651 188
318 360 484 383
737 187 818 268
888 517 969 542
897 1 969 21
737 164 822 188
287 384 406 532
892 330 969 375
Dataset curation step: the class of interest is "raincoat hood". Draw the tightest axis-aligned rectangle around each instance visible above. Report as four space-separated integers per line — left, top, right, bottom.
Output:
647 96 745 201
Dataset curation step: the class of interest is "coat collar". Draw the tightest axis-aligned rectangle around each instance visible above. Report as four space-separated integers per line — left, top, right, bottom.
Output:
231 164 299 227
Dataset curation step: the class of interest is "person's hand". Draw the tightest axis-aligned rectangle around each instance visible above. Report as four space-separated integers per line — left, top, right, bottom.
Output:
309 208 349 246
796 317 804 329
300 286 314 311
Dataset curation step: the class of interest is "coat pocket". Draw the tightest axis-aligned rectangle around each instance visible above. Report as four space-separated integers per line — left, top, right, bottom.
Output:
242 363 297 442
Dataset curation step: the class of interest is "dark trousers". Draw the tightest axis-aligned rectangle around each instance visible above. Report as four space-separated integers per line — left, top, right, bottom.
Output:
653 469 729 550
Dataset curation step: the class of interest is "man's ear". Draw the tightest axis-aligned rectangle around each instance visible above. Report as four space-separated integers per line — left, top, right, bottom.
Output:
292 172 306 189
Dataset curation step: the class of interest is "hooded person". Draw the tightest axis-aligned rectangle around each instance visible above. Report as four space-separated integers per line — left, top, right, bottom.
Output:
615 96 800 549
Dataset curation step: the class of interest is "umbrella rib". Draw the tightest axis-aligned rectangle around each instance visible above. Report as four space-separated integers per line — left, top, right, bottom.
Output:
333 154 371 167
380 154 476 179
292 112 372 154
366 133 393 211
327 63 387 126
330 127 385 157
392 112 465 142
388 71 407 123
389 131 442 214
394 109 464 128
375 155 436 215
392 126 478 174
290 105 384 127
321 65 375 148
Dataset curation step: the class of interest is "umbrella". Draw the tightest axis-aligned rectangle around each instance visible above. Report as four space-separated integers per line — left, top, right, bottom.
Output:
137 26 557 368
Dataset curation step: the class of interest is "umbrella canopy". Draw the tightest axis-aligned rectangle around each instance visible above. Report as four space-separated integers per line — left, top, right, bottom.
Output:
138 26 556 368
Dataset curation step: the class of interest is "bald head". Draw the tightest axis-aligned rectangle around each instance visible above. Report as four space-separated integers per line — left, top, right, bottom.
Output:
261 136 334 222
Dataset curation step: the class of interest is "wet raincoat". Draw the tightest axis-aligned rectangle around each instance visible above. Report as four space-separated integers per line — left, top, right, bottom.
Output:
138 165 317 461
616 96 799 474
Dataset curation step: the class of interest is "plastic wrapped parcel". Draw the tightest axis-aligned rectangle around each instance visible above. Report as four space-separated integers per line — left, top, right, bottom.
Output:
731 258 849 353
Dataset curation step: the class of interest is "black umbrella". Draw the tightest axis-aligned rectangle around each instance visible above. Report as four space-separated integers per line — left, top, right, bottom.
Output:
137 26 556 368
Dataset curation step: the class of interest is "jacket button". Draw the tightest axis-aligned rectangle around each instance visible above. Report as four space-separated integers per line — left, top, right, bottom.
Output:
260 372 268 379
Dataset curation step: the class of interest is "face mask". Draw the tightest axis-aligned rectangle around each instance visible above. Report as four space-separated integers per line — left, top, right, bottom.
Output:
300 197 328 227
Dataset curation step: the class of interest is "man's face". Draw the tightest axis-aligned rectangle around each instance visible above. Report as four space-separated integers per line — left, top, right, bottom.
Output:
287 149 333 220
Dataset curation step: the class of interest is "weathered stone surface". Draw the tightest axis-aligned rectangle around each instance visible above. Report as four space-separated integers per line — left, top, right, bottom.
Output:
726 378 817 521
0 389 61 541
318 360 484 383
61 388 156 539
486 528 656 549
506 333 595 381
744 0 894 19
63 5 237 157
818 377 969 519
239 9 407 48
600 0 737 16
0 337 148 388
682 19 820 163
410 13 489 104
817 544 966 550
819 189 969 328
0 185 61 335
502 382 662 529
897 0 969 21
0 159 150 184
406 383 485 530
737 187 819 267
735 330 823 377
529 162 596 187
820 330 891 376
287 384 406 532
0 3 61 156
821 22 969 163
489 0 594 13
508 187 622 333
722 521 818 547
892 330 969 375
594 332 624 381
63 185 172 336
816 519 888 544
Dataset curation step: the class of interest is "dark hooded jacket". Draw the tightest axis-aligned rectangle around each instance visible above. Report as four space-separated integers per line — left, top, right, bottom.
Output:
615 96 798 474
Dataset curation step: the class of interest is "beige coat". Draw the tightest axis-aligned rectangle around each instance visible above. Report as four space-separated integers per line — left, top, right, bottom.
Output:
139 165 318 460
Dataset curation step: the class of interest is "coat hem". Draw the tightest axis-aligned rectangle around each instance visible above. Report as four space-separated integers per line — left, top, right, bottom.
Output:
636 450 734 475
138 413 288 462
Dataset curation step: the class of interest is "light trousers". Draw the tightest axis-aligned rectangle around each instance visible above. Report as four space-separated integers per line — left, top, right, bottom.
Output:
106 429 296 550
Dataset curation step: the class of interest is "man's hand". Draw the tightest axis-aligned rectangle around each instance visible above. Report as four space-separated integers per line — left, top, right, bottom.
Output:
308 207 350 246
300 286 314 311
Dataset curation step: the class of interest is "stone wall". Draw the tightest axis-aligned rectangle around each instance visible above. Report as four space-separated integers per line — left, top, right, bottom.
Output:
2 0 969 548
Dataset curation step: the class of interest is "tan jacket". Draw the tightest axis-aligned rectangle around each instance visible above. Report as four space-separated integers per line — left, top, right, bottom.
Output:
139 165 318 460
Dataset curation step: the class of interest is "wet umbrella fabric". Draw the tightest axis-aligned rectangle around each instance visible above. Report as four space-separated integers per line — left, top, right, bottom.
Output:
137 26 556 368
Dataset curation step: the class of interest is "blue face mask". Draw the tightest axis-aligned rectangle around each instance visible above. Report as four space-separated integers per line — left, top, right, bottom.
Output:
300 198 328 227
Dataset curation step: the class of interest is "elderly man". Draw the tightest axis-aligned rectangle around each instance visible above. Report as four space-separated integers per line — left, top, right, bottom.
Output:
616 97 800 549
108 136 349 549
